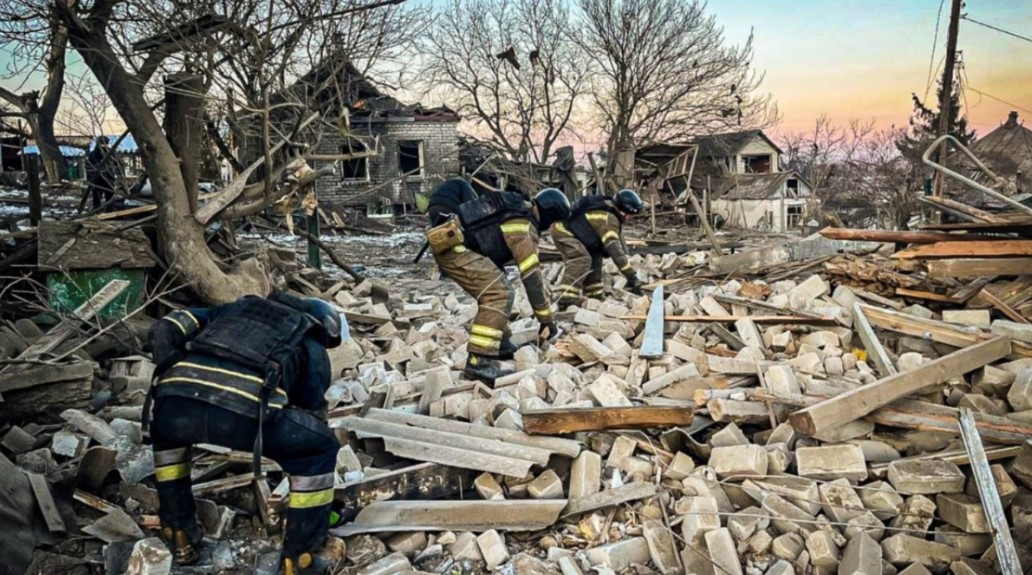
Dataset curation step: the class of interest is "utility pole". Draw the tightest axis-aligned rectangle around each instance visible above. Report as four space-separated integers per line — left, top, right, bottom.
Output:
933 0 963 198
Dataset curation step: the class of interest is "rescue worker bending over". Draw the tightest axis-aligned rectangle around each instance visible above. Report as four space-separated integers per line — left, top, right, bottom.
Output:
425 179 570 384
147 293 342 575
553 189 646 306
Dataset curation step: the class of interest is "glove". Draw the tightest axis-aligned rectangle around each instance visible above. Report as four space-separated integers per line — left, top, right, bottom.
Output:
539 321 561 343
625 274 643 295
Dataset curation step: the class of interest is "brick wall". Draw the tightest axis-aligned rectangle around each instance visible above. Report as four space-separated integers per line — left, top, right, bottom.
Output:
313 119 460 207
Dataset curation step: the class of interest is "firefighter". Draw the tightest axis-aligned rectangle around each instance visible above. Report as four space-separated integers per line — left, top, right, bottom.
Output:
146 293 343 575
425 179 570 384
553 189 646 305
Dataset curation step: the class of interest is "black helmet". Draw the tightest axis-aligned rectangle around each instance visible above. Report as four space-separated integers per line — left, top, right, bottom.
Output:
614 189 645 215
533 188 571 231
267 293 344 348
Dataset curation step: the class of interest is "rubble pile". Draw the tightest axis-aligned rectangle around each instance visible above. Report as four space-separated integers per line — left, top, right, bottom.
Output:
4 225 1032 575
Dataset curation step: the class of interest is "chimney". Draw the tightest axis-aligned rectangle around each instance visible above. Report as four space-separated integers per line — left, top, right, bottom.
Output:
1005 111 1019 128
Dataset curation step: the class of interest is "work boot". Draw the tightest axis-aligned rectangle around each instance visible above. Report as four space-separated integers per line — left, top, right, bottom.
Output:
464 353 513 386
557 297 582 310
161 523 203 565
497 339 518 360
281 538 345 575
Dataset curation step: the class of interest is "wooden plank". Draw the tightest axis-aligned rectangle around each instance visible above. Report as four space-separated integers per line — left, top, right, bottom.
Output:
958 409 1024 575
344 311 411 330
334 499 567 535
639 284 665 358
927 258 1032 279
920 196 1001 223
819 227 996 244
522 406 693 434
27 473 66 533
561 482 657 518
333 463 472 523
358 408 582 458
706 323 746 351
620 315 837 326
920 221 1032 235
978 288 1030 324
789 337 1012 436
868 445 1023 479
92 192 217 221
0 280 129 376
852 303 897 378
894 240 1032 260
894 288 958 303
713 294 826 320
859 303 1032 359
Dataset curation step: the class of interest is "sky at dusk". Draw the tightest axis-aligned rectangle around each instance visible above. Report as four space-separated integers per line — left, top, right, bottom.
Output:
709 0 1032 137
1 0 1029 141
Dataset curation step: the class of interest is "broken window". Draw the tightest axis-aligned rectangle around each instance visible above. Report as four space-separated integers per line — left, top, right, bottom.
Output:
786 205 803 228
786 178 799 197
340 138 369 182
743 155 772 173
398 140 423 177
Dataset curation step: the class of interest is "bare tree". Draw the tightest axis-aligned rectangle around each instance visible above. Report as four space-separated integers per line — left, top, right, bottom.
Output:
0 0 419 302
418 0 588 166
56 70 112 137
781 115 873 207
0 2 69 182
574 0 776 186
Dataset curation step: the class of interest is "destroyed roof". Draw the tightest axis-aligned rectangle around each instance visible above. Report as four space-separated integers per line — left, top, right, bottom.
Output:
21 145 85 158
716 171 809 201
969 111 1032 190
692 129 783 158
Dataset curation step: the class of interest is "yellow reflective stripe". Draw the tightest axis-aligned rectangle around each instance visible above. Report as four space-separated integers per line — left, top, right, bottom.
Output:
620 263 633 272
558 284 581 293
179 361 265 384
453 245 467 253
585 212 609 221
181 311 199 329
554 222 571 235
159 377 285 407
468 335 501 349
165 317 187 335
470 324 504 339
155 463 190 482
602 231 619 243
289 488 334 509
534 307 552 318
500 222 531 234
518 253 540 273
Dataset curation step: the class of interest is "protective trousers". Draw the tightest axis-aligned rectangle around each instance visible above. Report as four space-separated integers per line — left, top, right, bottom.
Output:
433 245 513 356
554 225 604 304
151 396 339 557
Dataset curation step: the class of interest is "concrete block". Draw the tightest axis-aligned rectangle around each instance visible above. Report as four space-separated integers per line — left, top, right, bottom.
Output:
844 510 886 542
728 506 770 541
881 534 962 572
709 444 769 480
942 310 990 329
801 330 840 349
476 530 510 571
991 319 1032 344
772 532 806 561
805 530 840 569
569 451 601 499
664 451 696 480
965 464 1017 508
528 470 564 499
887 460 965 494
1006 369 1032 411
761 493 817 536
744 477 822 515
936 494 989 534
710 422 750 448
839 533 882 575
357 552 411 575
901 304 934 320
811 420 875 444
125 538 171 575
574 308 601 326
795 445 867 483
934 527 992 557
789 275 830 303
736 318 765 349
643 519 681 574
897 565 932 575
766 559 796 575
764 365 802 397
606 436 637 469
448 532 482 562
818 478 865 523
680 496 721 543
858 481 904 520
890 495 936 534
387 532 427 557
475 473 505 500
705 528 743 575
585 537 650 572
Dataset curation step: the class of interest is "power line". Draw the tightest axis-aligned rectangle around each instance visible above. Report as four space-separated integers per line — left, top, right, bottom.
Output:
965 85 1032 117
924 0 947 101
962 15 1032 45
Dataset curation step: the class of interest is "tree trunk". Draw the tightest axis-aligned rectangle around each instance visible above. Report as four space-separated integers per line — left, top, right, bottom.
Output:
164 73 205 214
64 28 267 304
37 15 70 183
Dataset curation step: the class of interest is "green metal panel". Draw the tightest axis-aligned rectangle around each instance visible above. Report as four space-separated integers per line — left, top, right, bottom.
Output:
47 268 146 319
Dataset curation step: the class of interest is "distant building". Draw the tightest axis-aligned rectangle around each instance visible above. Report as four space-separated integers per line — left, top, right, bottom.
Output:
265 55 460 210
969 111 1032 195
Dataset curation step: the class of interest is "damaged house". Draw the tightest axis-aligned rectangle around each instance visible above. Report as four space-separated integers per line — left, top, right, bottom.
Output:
263 55 461 213
690 130 814 231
